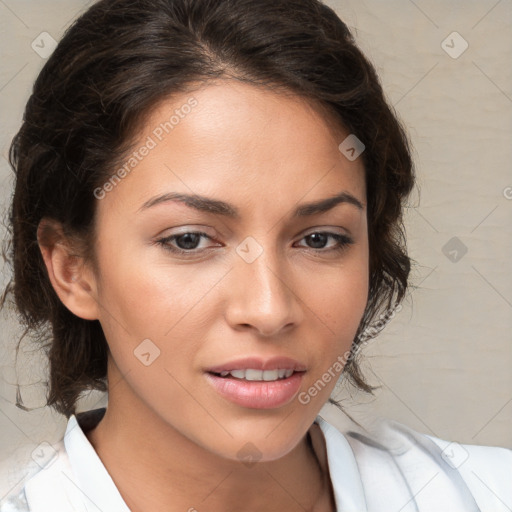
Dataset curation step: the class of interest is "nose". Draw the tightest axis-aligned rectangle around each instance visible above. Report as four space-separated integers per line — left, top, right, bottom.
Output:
224 243 303 337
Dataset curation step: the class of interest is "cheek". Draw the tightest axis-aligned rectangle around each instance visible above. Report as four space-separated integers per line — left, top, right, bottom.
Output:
94 240 228 382
301 301 367 408
95 238 202 331
308 250 369 334
301 247 369 385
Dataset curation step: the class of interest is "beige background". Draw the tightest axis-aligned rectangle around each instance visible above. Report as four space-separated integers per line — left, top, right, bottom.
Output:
1 0 511 494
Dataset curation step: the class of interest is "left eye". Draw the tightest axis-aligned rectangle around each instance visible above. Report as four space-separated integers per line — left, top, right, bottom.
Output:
157 232 213 252
155 231 353 255
296 232 354 252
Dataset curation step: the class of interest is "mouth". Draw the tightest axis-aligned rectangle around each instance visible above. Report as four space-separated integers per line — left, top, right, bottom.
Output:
208 368 300 381
205 364 306 409
204 356 307 408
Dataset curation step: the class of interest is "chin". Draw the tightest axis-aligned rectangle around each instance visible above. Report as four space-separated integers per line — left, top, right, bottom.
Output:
199 422 309 465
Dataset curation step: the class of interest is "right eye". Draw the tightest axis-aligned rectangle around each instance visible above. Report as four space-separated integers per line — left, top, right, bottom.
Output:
155 231 218 255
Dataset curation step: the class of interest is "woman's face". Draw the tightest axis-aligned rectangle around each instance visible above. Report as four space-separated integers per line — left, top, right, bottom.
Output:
89 80 369 461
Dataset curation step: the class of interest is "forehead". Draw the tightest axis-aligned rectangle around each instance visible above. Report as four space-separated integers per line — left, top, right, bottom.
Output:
145 79 351 156
99 79 366 218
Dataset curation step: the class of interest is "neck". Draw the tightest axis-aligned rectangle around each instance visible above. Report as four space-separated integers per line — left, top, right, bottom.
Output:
87 417 331 511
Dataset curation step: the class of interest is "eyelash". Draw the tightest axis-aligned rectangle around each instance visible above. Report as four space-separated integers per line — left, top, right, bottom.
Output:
154 231 354 256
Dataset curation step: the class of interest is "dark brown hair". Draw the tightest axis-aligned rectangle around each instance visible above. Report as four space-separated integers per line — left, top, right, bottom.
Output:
1 0 415 418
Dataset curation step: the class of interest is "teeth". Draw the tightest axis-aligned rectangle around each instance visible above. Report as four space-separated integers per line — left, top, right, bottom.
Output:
217 369 294 381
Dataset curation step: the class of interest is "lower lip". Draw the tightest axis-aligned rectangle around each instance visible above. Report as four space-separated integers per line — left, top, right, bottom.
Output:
205 372 304 409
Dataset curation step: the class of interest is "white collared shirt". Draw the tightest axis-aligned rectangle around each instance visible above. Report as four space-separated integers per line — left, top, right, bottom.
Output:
1 408 511 511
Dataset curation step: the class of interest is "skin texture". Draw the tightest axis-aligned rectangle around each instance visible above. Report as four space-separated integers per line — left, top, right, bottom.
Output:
38 79 369 511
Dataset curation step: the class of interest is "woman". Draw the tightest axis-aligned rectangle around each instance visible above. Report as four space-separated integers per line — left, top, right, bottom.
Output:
1 0 510 510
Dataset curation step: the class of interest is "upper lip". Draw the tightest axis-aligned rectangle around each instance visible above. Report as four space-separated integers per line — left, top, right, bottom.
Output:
206 356 307 374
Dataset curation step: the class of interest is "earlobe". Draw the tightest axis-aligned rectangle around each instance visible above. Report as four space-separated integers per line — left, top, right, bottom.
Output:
37 219 100 321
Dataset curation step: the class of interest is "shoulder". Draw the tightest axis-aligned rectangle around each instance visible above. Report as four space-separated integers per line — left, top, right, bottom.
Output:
0 453 33 512
0 444 42 512
317 414 512 511
0 439 70 512
425 432 512 509
0 489 29 512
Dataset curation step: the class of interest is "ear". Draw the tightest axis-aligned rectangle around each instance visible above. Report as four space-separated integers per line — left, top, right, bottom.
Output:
37 218 100 321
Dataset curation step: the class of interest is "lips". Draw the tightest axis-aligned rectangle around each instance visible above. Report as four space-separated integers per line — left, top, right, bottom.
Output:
204 355 307 408
205 370 305 409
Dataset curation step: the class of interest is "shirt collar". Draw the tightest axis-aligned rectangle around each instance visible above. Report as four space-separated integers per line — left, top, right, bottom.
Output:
315 415 368 511
64 411 131 512
63 409 367 512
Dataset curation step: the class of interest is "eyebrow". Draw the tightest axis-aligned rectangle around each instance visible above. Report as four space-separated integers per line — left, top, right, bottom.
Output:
138 190 364 218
